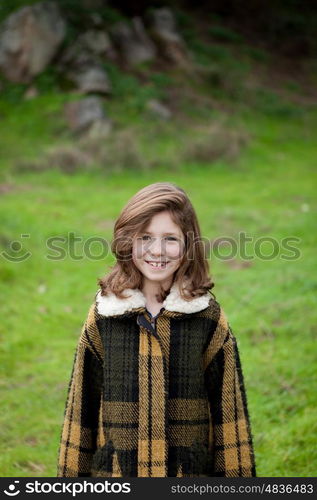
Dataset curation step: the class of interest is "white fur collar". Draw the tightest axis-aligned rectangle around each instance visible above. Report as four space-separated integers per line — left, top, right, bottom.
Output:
96 281 211 317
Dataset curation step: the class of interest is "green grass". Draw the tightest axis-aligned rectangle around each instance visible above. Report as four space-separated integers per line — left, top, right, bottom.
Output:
0 49 317 478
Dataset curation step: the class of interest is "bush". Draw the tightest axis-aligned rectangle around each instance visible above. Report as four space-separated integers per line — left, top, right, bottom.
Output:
183 123 249 164
252 89 303 117
208 25 244 43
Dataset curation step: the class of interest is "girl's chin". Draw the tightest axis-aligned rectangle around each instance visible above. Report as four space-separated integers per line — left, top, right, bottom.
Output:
144 269 172 278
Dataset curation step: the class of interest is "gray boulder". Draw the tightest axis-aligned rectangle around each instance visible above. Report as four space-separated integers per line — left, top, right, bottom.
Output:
0 1 66 83
111 17 156 65
45 145 92 172
84 119 112 140
67 65 111 94
60 29 113 94
148 8 189 67
24 85 39 100
64 96 107 132
79 30 113 56
61 30 115 65
146 99 172 120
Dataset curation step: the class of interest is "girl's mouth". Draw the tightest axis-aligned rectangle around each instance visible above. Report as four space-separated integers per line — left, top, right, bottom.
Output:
145 261 169 269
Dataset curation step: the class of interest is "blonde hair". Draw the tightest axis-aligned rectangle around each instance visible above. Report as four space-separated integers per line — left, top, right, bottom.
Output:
98 182 214 303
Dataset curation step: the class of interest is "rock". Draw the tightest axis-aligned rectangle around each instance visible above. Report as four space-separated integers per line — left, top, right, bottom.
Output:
111 17 156 65
24 86 39 100
90 13 104 28
67 65 111 94
64 97 105 132
148 7 180 43
146 99 172 120
60 29 114 94
62 30 114 65
84 119 112 140
0 1 66 83
80 30 112 55
46 145 92 173
147 8 189 67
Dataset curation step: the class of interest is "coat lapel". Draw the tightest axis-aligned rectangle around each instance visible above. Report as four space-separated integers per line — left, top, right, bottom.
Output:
96 281 211 317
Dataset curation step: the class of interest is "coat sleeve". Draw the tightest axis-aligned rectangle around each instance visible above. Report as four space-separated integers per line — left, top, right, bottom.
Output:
57 303 103 477
203 307 256 477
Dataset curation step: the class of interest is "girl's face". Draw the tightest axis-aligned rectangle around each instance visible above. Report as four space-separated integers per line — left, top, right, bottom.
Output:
132 211 185 287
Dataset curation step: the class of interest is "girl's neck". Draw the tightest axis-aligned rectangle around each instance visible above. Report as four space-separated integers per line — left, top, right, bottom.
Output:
141 278 173 307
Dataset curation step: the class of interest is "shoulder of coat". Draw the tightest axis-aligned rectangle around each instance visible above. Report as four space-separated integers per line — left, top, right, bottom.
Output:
78 301 104 361
202 301 231 368
196 296 222 320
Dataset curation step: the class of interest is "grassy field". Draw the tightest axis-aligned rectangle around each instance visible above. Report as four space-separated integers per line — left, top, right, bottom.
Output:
0 40 317 477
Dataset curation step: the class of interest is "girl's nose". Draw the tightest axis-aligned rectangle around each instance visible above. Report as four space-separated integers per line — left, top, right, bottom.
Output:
148 237 163 256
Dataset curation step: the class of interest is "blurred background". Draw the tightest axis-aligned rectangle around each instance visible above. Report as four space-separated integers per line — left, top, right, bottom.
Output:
0 0 316 477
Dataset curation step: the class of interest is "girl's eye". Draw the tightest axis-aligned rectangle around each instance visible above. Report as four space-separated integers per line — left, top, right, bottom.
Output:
139 235 178 241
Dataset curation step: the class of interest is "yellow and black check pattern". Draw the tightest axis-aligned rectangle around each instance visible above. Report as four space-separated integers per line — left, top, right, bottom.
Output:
57 297 256 477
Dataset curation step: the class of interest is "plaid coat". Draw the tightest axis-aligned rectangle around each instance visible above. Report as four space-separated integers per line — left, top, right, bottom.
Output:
57 282 256 477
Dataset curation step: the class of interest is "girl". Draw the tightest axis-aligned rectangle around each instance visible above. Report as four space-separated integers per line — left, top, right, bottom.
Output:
57 182 256 477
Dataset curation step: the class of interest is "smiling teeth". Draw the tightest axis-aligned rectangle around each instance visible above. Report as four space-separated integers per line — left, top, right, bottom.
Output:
147 261 168 268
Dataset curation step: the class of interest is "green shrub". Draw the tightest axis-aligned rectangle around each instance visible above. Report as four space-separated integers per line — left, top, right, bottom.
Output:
244 46 269 62
189 40 232 64
102 62 162 112
252 89 303 117
208 25 244 43
0 77 28 104
33 66 61 94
